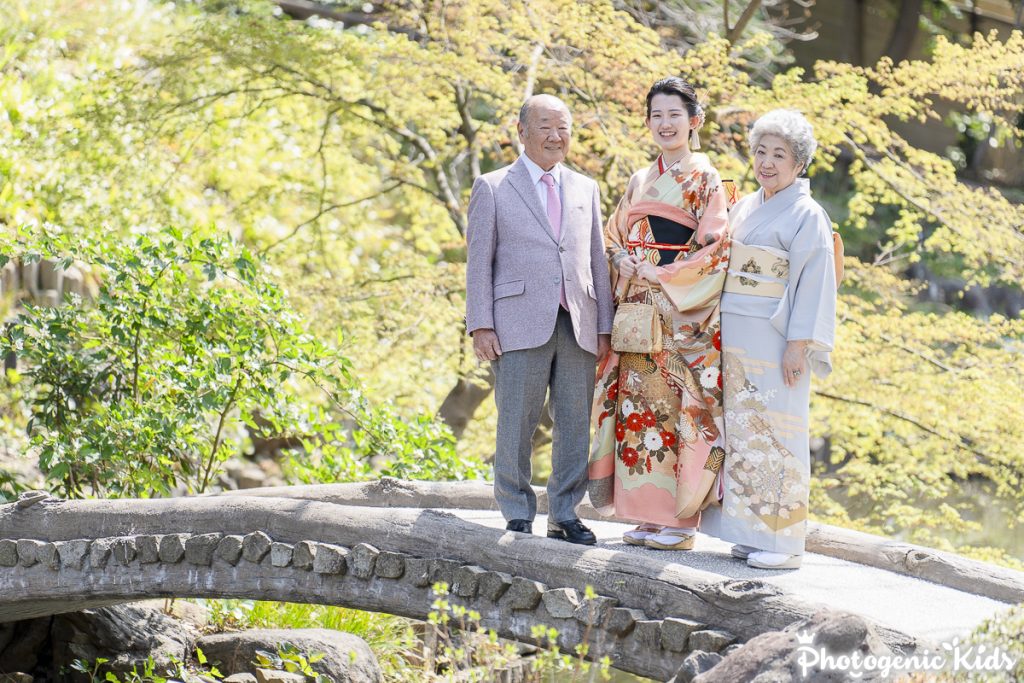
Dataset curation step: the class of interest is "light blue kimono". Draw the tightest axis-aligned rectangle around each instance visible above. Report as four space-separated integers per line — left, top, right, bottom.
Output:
699 179 837 555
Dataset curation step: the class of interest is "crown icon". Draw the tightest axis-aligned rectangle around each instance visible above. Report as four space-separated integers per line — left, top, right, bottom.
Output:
795 630 815 646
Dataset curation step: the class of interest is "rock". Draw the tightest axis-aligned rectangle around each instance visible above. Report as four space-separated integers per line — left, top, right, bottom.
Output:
255 671 305 683
198 629 382 683
89 538 113 568
136 535 161 564
605 607 645 635
269 542 293 567
674 650 723 682
216 535 245 565
0 673 34 683
111 537 137 565
693 611 894 683
688 629 735 653
427 558 461 587
405 557 431 587
56 539 90 570
158 534 188 563
242 531 272 563
504 577 545 610
374 551 405 579
659 618 708 651
38 542 59 570
222 675 257 683
349 543 379 579
633 620 662 650
541 588 580 618
477 570 513 601
236 465 267 490
51 604 196 679
452 565 486 597
0 540 17 567
16 539 44 567
134 599 210 631
0 618 49 672
186 533 222 566
573 596 618 627
312 543 347 575
292 540 317 570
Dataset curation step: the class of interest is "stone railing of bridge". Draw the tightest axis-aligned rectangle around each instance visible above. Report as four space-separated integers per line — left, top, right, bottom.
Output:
0 486 937 681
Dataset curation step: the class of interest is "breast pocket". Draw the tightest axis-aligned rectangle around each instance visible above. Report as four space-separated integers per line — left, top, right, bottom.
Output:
493 279 525 300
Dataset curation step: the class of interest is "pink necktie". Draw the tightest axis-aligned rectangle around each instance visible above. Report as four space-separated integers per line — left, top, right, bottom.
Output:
541 173 568 309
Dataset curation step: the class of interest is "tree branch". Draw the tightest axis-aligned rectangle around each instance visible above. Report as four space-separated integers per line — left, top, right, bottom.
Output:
814 390 991 463
260 182 403 255
727 0 764 43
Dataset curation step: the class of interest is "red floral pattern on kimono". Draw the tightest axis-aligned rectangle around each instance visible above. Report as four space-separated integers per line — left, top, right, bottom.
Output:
588 153 732 527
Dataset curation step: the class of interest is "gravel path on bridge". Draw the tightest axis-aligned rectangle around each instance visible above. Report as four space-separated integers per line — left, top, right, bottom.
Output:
448 508 1011 643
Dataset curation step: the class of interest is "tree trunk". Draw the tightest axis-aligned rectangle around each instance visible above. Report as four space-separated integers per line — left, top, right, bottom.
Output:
882 0 924 65
437 367 495 439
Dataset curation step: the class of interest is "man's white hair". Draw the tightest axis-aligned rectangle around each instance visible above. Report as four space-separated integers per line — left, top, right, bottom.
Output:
519 94 571 127
749 109 818 172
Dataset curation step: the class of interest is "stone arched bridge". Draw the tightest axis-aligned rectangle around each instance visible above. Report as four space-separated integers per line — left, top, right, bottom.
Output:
1 479 1021 681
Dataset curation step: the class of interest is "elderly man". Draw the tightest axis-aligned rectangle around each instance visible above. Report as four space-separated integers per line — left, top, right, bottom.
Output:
465 94 614 545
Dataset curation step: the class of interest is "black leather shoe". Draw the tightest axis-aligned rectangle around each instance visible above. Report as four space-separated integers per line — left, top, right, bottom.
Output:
506 519 533 534
547 518 597 545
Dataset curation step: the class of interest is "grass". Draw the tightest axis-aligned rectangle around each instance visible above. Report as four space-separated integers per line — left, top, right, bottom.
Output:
189 599 419 679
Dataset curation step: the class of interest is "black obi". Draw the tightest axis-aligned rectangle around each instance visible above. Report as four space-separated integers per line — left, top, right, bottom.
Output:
648 215 695 266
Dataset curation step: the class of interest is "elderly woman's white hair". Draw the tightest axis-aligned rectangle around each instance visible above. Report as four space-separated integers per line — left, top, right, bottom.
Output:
749 109 818 173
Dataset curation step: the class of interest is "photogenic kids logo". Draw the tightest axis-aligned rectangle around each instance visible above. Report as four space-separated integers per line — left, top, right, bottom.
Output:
794 631 1019 679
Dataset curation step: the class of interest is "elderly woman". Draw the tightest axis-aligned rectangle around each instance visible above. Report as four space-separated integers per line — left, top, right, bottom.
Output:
699 110 837 570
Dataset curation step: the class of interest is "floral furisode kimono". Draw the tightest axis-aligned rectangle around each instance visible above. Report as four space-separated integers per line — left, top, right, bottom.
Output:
699 178 837 555
587 153 732 527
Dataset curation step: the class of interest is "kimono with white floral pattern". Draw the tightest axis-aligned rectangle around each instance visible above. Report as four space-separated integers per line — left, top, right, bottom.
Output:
699 178 837 554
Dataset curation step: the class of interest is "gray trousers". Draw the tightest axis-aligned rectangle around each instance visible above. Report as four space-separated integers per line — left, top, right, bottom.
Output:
492 309 597 523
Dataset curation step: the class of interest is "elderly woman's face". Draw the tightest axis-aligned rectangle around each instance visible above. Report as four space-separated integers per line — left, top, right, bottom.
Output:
753 134 803 199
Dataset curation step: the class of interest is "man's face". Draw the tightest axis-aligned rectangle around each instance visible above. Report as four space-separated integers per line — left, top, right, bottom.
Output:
518 103 572 171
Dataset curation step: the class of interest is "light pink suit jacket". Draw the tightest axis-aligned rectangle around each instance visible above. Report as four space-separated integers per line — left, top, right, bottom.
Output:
465 158 614 355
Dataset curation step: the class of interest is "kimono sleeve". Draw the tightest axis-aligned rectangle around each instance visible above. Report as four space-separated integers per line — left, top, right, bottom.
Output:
605 171 643 301
783 204 837 354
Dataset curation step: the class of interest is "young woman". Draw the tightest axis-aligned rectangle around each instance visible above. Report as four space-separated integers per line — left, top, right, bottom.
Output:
588 77 731 550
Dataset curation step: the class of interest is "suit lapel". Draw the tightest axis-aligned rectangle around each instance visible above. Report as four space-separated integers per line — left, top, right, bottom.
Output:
508 159 558 244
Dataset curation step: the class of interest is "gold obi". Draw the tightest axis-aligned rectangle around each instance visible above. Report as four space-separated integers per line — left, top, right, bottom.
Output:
724 241 789 298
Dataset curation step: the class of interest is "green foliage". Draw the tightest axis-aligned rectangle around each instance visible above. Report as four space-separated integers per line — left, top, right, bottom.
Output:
0 0 1022 561
955 603 1024 682
68 651 218 683
196 598 416 677
425 582 611 682
5 227 345 496
2 226 481 498
254 642 333 683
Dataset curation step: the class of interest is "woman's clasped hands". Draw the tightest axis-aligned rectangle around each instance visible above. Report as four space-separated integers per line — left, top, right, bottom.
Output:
619 254 659 283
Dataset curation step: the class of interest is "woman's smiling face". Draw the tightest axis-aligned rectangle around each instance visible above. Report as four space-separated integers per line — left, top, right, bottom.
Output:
753 134 803 199
646 93 697 155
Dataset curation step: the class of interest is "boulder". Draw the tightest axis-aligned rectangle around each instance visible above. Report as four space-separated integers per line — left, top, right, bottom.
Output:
0 618 50 672
693 610 894 683
50 604 196 680
222 675 257 683
254 671 304 683
197 628 382 683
